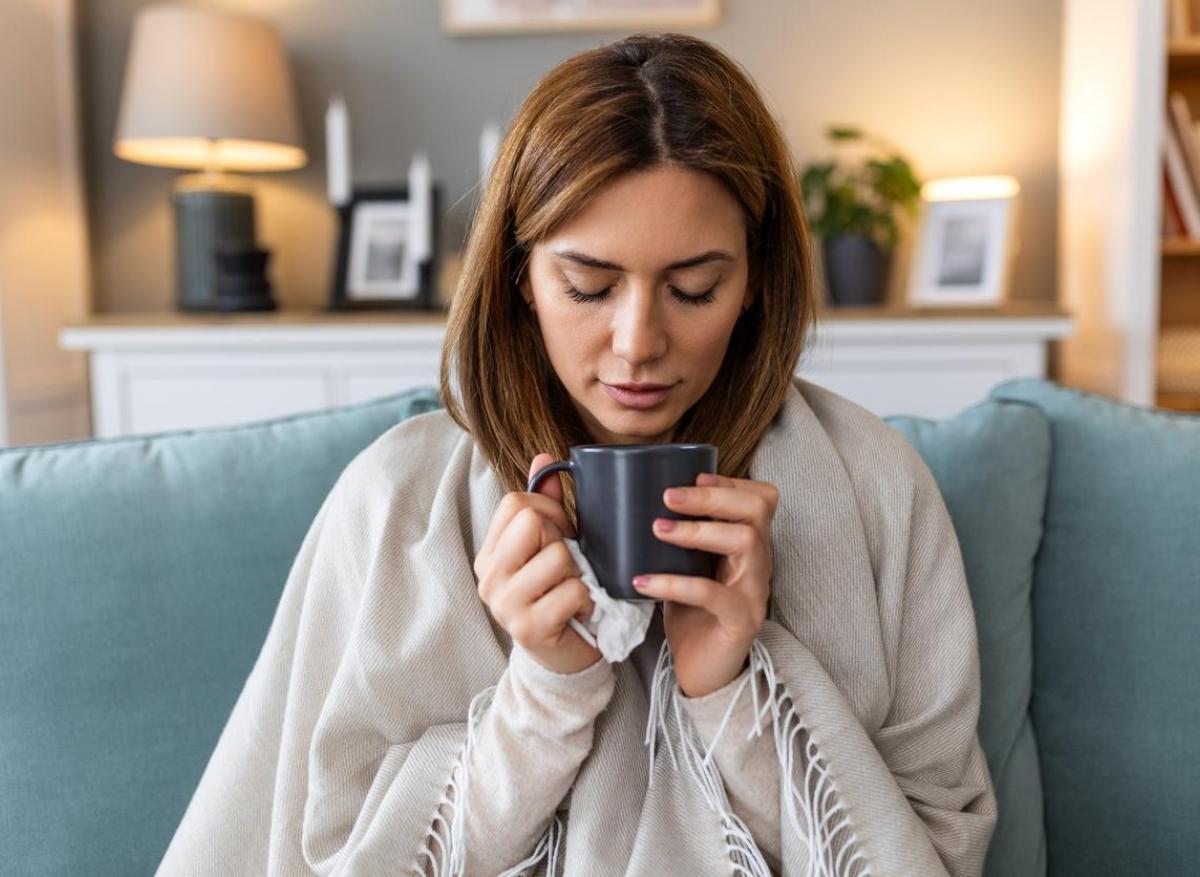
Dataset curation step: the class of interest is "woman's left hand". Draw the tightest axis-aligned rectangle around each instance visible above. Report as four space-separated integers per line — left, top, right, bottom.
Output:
632 471 779 698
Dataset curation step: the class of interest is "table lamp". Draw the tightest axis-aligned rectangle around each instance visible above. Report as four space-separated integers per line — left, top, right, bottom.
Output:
113 3 306 311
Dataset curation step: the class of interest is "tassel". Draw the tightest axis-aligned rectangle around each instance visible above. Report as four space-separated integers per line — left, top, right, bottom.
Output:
413 683 565 877
413 682 498 876
645 638 774 877
496 813 565 877
745 639 870 875
645 638 872 877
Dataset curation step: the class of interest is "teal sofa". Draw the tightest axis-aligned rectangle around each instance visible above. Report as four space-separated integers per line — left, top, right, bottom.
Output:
1 379 1196 876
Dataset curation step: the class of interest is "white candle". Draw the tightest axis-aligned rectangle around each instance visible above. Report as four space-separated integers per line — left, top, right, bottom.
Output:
325 95 351 207
479 120 501 187
407 150 431 263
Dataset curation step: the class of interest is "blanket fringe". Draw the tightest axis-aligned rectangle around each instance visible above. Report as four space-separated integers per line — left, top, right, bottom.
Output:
413 683 564 877
412 682 496 876
645 638 871 877
496 813 564 877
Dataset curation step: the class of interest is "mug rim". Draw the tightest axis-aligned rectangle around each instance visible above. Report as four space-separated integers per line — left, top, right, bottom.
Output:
571 442 715 452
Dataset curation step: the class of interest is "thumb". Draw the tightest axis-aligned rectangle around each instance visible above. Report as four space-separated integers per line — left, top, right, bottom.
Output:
528 453 576 537
528 453 563 502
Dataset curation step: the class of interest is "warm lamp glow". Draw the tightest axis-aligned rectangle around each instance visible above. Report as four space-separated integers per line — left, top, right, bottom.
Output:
921 175 1021 202
114 137 307 172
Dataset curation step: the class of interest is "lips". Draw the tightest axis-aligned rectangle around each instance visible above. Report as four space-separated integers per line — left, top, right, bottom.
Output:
608 382 671 392
603 382 674 409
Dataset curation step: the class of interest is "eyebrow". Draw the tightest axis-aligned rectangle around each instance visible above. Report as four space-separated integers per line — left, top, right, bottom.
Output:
550 248 734 271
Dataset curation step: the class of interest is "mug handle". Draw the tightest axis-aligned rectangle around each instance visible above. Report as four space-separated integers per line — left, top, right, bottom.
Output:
526 459 577 494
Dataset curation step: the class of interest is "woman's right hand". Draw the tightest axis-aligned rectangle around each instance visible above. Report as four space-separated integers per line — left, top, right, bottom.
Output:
473 453 604 675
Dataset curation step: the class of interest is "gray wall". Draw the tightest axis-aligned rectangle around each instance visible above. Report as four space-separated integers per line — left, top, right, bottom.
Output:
79 0 1062 312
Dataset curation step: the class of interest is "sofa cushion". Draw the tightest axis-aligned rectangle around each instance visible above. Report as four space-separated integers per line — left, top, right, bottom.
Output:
0 387 443 877
988 378 1200 876
886 396 1051 877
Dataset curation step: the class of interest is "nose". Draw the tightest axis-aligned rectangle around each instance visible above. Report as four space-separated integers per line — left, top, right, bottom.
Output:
611 283 667 365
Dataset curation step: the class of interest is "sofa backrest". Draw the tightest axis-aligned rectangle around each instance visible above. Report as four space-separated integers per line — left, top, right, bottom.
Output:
989 379 1200 876
886 395 1051 877
0 387 443 876
0 379 1092 877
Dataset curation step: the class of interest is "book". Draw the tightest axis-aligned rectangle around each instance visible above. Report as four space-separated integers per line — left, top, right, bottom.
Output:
1163 108 1200 237
1165 166 1185 238
1169 93 1200 184
1170 0 1191 39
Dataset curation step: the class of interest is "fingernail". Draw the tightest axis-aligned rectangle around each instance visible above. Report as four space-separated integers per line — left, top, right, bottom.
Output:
664 488 684 504
654 517 676 532
632 575 649 589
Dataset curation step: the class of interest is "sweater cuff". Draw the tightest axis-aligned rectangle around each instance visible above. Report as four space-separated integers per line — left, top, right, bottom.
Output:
677 665 753 730
507 641 614 695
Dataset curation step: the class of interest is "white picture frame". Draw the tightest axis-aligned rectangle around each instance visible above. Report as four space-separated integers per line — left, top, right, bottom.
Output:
440 0 721 35
907 197 1017 307
346 201 421 301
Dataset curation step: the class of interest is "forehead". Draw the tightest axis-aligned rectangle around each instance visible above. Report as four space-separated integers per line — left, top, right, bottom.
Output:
538 166 745 267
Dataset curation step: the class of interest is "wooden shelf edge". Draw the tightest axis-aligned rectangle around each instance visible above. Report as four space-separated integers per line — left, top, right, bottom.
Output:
1156 389 1200 412
1168 38 1200 72
1168 37 1200 55
1160 237 1200 256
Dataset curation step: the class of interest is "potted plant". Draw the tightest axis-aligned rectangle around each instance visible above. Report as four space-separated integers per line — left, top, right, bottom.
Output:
800 126 922 306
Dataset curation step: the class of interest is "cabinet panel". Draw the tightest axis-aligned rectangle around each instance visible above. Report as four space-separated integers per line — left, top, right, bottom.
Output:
802 364 1015 419
123 370 332 434
62 313 1071 437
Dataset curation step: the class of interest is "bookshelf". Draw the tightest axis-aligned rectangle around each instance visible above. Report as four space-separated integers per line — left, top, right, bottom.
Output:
1160 9 1200 412
1059 1 1200 413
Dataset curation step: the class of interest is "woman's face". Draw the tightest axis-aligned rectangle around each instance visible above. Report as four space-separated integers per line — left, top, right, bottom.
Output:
520 165 752 445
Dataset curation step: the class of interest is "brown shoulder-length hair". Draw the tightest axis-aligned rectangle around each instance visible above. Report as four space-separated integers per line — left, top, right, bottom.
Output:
439 31 817 524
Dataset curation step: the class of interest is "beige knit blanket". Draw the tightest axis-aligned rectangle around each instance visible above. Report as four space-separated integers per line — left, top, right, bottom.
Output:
156 377 997 876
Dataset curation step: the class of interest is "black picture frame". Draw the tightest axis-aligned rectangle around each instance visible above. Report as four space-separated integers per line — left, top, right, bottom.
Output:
327 184 445 312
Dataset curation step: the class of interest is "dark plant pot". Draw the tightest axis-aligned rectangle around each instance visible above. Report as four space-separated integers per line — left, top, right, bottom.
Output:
822 235 892 306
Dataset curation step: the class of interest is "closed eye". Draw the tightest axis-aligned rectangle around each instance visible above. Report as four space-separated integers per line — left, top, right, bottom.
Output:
562 283 717 306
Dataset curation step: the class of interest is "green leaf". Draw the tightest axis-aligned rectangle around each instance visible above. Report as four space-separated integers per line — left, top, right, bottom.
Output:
827 125 862 141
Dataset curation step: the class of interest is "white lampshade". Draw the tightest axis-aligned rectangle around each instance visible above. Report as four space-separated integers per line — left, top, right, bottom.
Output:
113 4 306 172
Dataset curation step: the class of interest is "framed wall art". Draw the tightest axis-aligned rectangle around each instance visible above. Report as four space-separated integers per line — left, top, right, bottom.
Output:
329 184 443 311
440 0 721 36
907 176 1021 307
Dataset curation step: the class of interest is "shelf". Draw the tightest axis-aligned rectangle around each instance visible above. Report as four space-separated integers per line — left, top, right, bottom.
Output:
1156 389 1200 412
1168 38 1200 74
814 300 1068 320
1161 236 1200 256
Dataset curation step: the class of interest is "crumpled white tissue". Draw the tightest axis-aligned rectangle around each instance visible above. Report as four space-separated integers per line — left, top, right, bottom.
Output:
562 537 655 663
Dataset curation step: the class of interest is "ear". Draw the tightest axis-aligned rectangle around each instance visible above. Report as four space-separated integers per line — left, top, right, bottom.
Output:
740 286 755 313
519 272 535 310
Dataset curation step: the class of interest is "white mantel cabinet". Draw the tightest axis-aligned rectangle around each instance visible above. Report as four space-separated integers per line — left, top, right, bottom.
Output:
58 305 1074 439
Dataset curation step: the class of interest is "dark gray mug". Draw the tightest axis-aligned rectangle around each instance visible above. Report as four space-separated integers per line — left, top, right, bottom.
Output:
526 443 720 601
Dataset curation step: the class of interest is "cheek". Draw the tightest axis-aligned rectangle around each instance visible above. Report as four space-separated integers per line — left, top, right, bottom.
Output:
537 299 605 363
673 310 739 356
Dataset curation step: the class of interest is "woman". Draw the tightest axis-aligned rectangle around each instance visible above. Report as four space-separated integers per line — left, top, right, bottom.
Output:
157 32 997 877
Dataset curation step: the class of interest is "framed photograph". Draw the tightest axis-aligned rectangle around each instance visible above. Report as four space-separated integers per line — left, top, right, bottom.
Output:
329 185 443 311
907 196 1018 307
441 0 721 36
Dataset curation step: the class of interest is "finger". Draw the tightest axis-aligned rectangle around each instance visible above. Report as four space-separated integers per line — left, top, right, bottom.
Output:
663 483 774 530
528 453 562 501
652 518 761 557
631 573 736 617
530 577 596 640
503 538 579 607
694 473 780 511
492 506 560 578
480 491 572 561
528 453 577 537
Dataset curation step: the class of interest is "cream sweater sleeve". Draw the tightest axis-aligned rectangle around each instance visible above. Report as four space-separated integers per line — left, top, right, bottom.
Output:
679 666 783 875
426 643 616 877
